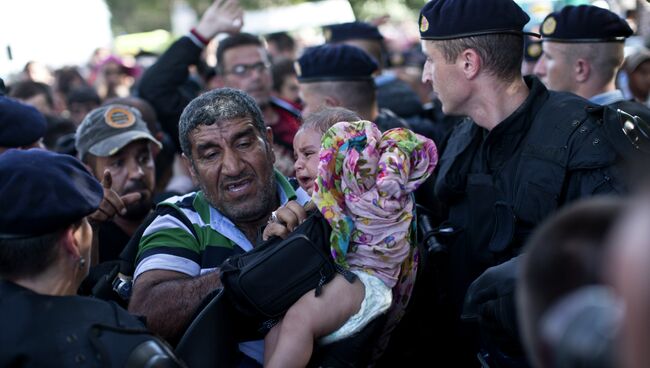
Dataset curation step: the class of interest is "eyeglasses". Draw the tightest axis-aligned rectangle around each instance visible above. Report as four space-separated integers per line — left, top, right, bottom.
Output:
225 61 270 77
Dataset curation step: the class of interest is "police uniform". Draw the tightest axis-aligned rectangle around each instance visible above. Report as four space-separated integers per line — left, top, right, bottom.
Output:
0 150 181 367
296 44 410 132
417 0 630 364
539 6 650 123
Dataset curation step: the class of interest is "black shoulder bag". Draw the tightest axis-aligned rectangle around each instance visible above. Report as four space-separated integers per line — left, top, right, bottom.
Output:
219 210 339 322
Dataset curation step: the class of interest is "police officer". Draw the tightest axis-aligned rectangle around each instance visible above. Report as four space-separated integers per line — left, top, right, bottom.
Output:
296 43 409 132
417 0 629 365
534 5 650 122
521 36 542 76
324 22 429 128
0 149 182 367
0 96 46 153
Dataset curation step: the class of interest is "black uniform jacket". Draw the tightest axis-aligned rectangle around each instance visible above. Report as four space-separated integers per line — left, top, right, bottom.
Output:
434 76 627 311
0 280 165 367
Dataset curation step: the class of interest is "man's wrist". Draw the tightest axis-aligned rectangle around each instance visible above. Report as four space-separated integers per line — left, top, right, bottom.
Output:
189 28 211 48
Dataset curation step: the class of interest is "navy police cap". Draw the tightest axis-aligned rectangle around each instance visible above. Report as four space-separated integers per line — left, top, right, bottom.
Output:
325 22 384 43
419 0 535 40
540 5 633 43
296 44 378 83
0 149 103 238
524 37 543 62
0 96 47 148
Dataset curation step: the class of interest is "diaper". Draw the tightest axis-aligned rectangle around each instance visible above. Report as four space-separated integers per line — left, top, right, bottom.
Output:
319 271 392 345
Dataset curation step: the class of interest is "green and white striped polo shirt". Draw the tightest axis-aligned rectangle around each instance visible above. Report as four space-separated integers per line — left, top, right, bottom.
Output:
134 171 310 280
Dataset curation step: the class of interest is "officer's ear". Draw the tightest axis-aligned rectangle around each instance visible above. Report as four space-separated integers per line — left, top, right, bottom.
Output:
460 49 481 80
575 58 590 83
323 95 340 108
60 224 82 261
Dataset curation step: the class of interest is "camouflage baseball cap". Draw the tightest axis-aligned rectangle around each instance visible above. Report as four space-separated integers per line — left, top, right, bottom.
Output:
75 104 161 159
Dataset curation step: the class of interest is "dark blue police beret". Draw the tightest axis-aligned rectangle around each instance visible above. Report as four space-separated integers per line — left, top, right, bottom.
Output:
524 37 543 62
0 96 47 148
540 5 633 42
325 22 384 43
419 0 533 40
0 149 103 238
296 44 378 83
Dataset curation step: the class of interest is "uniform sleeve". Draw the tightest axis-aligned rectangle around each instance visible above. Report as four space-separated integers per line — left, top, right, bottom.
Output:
562 118 627 202
562 165 625 202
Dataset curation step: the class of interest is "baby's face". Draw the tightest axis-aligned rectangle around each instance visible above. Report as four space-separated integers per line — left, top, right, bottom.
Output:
293 128 322 196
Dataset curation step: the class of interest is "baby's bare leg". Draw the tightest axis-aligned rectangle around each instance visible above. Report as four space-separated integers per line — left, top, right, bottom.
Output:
264 274 365 368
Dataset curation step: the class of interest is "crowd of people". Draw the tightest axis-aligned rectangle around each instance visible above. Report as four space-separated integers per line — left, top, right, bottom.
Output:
2 0 650 366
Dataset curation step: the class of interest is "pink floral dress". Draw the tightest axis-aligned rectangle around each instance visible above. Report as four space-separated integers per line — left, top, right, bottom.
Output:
312 120 437 352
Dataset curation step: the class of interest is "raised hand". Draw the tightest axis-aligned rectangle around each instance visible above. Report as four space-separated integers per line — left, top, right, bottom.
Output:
195 0 244 40
88 170 142 226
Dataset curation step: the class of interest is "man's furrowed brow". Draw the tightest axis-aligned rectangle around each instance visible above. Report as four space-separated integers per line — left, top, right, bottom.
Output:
196 141 219 153
232 126 258 141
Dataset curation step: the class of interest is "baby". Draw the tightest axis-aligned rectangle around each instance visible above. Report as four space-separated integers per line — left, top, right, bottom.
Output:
264 108 438 368
292 107 361 195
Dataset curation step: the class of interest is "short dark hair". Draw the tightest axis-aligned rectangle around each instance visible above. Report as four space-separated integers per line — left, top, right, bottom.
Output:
265 32 295 53
0 227 72 279
307 80 376 117
518 197 624 367
67 86 101 106
301 107 360 135
7 81 55 109
54 66 88 96
271 58 297 92
216 33 265 74
179 88 266 158
434 33 524 81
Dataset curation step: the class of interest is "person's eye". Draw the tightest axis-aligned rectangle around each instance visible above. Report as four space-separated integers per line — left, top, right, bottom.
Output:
202 150 219 160
110 159 125 168
237 139 252 149
231 65 247 75
138 154 151 165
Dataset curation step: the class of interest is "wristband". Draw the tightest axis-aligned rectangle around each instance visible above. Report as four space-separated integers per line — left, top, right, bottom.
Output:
190 28 211 46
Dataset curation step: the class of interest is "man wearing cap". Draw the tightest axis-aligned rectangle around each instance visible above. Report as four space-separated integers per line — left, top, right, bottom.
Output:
0 149 182 367
0 96 46 153
534 5 650 122
417 0 629 364
297 43 408 132
75 104 161 265
624 47 650 107
521 36 542 76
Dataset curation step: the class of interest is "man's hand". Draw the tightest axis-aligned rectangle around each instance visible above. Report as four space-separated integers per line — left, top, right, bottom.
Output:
88 170 141 226
195 0 243 41
262 200 308 240
461 256 520 342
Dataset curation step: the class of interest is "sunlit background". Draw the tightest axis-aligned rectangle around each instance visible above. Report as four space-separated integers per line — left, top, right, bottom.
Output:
0 0 645 80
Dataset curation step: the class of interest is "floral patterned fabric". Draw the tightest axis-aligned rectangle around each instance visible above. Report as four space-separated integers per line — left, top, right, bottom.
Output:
312 120 438 288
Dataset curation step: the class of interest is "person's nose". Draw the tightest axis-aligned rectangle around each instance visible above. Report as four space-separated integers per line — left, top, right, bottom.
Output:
127 158 145 180
422 60 433 84
294 156 304 172
221 147 245 177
